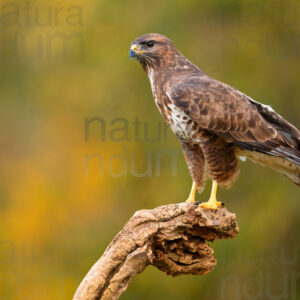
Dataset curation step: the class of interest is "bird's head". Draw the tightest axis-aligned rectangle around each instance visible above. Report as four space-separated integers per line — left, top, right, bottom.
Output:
129 33 178 71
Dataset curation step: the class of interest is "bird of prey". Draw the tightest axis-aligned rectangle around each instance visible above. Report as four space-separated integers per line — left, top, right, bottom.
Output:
129 33 300 209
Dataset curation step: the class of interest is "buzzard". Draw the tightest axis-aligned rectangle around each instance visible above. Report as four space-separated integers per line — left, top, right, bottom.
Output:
129 33 300 209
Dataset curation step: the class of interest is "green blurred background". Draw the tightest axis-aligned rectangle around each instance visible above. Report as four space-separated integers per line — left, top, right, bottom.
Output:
1 0 299 299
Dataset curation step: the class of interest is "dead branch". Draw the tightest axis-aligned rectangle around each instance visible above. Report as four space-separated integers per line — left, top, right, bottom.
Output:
73 202 239 300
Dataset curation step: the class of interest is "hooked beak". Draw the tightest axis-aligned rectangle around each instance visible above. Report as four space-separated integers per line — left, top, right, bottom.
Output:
129 44 138 59
129 44 148 59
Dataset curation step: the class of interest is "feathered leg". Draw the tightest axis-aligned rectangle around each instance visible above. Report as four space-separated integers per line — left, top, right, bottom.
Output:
199 132 239 188
181 141 207 203
198 131 239 208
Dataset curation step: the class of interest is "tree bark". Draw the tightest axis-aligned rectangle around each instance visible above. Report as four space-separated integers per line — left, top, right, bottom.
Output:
73 202 239 300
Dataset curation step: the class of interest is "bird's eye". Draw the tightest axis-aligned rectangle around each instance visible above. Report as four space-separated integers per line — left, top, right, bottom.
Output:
146 41 155 48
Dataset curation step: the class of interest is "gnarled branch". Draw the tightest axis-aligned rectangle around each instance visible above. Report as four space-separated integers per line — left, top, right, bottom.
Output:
73 202 239 300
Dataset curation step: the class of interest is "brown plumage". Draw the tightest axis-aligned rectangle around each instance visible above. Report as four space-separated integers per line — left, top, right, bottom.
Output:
129 33 300 194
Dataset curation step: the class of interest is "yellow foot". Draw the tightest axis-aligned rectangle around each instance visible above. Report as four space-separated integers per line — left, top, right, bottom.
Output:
200 180 222 209
186 182 197 203
200 201 222 209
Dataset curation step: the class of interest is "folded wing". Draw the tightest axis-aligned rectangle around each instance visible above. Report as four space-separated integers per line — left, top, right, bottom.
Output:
167 75 300 166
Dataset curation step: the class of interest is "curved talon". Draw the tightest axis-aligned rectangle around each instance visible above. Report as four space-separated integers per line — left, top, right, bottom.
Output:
186 196 196 203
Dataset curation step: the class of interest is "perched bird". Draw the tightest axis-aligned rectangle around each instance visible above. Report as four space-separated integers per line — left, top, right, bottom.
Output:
129 33 300 209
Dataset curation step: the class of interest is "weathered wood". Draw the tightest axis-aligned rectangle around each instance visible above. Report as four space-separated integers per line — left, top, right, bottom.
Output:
73 202 239 300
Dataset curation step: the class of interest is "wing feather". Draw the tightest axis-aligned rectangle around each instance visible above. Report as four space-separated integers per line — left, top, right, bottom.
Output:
167 75 300 165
